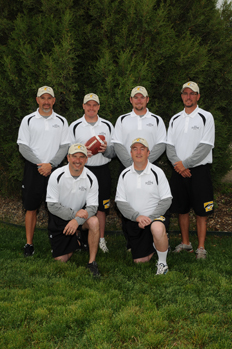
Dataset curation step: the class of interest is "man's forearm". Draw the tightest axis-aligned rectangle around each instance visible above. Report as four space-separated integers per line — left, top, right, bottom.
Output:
148 197 172 221
50 144 69 167
182 143 213 168
74 205 98 225
166 144 181 166
149 143 166 163
116 200 139 221
114 143 133 168
19 144 41 164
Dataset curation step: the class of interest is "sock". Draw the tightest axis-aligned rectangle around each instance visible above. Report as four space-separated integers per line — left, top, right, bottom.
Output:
156 249 168 265
100 238 105 242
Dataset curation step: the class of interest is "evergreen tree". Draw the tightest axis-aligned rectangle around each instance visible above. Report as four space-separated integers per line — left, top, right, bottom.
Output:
0 0 231 194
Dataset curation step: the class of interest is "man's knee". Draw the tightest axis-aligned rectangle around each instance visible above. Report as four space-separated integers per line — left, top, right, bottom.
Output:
86 216 99 231
151 222 166 240
54 252 73 263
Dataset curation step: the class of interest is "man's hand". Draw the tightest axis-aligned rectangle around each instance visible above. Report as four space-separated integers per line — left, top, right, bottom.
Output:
174 161 191 178
98 140 107 153
86 148 93 158
136 215 152 229
75 209 88 219
37 163 52 177
63 219 79 235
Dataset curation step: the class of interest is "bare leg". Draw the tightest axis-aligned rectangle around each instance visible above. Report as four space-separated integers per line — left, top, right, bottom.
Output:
83 216 100 263
55 252 73 262
134 252 154 263
151 221 168 252
96 211 106 238
179 213 190 245
25 210 37 245
196 215 207 249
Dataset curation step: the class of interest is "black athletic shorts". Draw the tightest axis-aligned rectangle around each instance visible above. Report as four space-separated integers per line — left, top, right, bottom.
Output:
86 163 111 213
22 160 49 211
169 164 214 216
123 215 169 259
48 213 88 258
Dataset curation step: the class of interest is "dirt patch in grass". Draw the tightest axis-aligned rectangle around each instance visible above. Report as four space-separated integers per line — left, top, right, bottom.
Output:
1 191 232 232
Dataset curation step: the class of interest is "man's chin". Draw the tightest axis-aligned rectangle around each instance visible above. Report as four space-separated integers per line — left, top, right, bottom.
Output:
42 108 52 113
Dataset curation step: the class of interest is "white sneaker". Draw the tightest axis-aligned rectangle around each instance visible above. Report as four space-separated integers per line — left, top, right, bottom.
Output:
156 263 169 275
99 239 109 253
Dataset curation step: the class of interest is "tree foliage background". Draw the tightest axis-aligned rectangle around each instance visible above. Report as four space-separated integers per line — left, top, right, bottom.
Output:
0 0 232 195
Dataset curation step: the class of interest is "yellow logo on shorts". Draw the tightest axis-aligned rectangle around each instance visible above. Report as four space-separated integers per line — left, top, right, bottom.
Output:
103 199 110 209
153 216 165 222
204 201 214 212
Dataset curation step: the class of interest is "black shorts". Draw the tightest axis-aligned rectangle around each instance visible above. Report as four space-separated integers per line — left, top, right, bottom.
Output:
86 163 111 213
123 216 168 259
169 164 214 216
22 160 49 211
48 213 88 258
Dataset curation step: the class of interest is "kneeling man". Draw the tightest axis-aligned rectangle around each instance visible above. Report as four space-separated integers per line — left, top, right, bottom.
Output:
46 143 100 276
115 138 172 275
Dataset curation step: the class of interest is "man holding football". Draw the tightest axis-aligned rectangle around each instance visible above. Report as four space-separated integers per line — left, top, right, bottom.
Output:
69 93 115 253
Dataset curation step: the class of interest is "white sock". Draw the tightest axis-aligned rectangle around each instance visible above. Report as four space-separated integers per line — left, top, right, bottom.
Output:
100 238 105 242
156 249 168 265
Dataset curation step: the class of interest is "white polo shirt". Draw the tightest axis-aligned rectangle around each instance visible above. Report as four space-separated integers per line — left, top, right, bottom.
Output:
167 106 215 166
46 164 98 211
115 162 172 217
17 109 69 163
112 108 166 153
69 115 115 166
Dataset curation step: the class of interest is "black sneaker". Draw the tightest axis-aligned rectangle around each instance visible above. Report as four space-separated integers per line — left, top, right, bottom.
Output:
86 261 100 277
24 244 34 257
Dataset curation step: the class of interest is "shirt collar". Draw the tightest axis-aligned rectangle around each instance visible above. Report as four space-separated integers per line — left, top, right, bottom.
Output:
182 106 199 119
131 108 150 118
82 114 100 126
35 108 55 119
131 160 150 174
65 164 88 179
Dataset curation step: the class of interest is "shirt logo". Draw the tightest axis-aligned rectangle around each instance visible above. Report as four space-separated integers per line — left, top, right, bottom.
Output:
146 123 154 127
103 199 110 209
145 181 153 185
204 201 214 212
153 216 165 222
52 124 60 128
79 186 87 191
191 126 199 130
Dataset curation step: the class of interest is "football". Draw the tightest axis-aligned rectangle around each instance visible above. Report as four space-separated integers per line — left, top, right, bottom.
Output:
85 135 105 155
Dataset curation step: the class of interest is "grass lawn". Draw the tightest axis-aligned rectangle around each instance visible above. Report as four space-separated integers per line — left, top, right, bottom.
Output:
0 222 232 348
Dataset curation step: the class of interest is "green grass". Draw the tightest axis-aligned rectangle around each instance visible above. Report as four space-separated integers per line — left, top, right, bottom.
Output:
0 223 232 348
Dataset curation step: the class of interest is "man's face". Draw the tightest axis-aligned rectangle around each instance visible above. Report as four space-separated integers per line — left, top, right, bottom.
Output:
83 100 100 119
67 153 87 175
130 93 149 114
36 93 55 115
181 88 200 110
131 143 150 167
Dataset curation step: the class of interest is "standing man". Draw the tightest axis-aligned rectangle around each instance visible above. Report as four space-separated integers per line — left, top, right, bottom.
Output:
112 86 166 169
69 93 115 253
166 81 215 259
17 86 69 257
115 138 172 275
46 143 100 276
